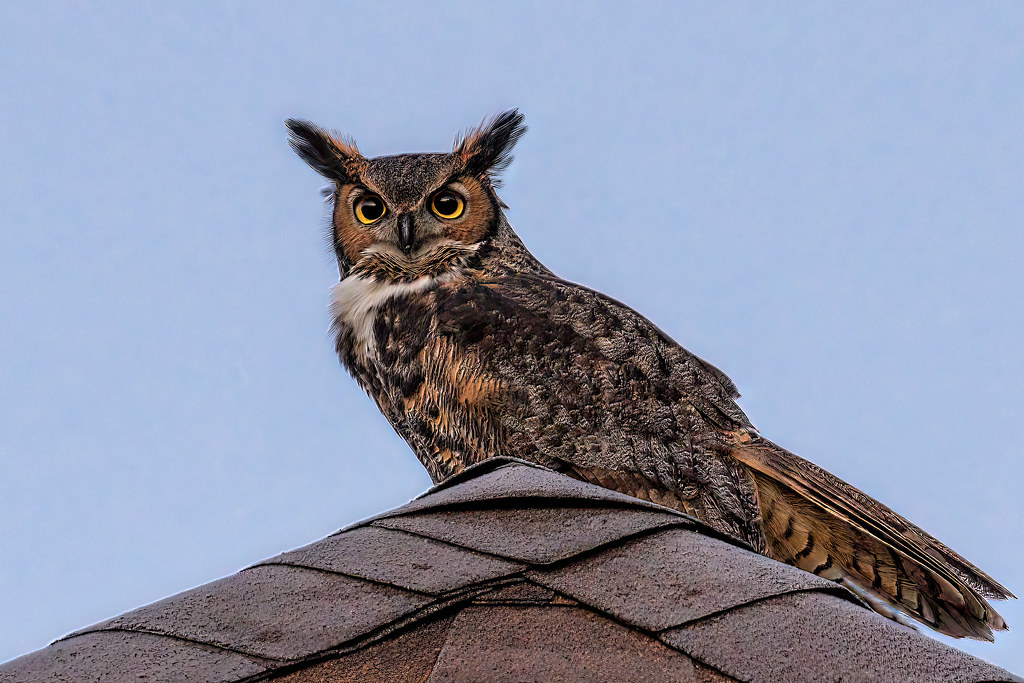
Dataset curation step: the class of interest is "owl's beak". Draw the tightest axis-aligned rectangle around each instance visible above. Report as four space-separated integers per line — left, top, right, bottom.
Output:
398 213 415 255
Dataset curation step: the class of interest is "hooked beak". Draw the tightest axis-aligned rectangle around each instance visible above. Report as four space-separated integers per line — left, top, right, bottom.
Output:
398 213 415 254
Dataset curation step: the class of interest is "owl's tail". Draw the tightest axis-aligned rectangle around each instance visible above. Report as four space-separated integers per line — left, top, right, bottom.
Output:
729 434 1013 641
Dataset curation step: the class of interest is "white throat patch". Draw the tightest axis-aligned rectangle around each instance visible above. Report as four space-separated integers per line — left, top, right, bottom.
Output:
330 275 436 365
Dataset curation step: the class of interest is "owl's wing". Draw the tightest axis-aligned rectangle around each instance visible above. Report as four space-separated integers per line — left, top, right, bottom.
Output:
431 272 1012 640
431 272 765 547
438 272 752 429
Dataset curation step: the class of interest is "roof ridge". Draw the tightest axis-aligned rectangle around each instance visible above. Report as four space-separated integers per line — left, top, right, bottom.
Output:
337 457 737 542
413 456 549 496
4 460 1018 683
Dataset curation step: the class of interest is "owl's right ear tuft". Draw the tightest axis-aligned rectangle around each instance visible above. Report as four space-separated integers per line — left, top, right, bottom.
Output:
285 119 364 182
454 109 527 186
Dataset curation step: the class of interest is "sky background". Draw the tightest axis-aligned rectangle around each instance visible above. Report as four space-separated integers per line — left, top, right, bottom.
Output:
2 1 1023 672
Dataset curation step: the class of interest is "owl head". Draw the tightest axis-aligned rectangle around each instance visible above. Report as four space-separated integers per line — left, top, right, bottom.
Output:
286 110 527 281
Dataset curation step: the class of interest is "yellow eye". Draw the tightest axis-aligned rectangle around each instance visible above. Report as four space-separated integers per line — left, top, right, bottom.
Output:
431 191 465 219
354 194 386 224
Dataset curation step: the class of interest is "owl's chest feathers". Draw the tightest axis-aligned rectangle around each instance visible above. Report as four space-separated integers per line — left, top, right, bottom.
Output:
330 274 438 369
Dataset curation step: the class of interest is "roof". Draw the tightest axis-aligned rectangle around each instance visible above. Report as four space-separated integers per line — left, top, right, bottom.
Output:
1 457 1019 683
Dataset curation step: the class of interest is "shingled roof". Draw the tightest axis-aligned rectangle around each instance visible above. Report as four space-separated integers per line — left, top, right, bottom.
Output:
2 458 1019 682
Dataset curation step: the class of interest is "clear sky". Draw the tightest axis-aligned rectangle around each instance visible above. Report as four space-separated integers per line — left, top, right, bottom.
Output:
2 1 1022 672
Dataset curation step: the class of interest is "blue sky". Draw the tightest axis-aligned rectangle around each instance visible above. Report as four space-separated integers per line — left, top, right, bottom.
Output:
1 1 1022 672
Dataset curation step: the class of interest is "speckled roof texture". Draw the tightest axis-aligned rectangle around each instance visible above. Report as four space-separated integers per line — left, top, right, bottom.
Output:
2 458 1019 683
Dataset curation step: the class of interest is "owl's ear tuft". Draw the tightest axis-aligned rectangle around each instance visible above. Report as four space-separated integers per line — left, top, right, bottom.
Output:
454 109 527 186
285 119 365 182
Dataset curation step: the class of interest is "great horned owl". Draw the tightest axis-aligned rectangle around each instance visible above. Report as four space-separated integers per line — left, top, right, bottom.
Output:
286 111 1013 640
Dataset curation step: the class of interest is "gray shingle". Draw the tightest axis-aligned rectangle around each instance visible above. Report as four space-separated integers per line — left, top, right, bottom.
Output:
374 505 682 564
379 459 685 518
0 632 267 683
427 605 714 683
661 590 1023 683
261 524 525 594
473 580 564 605
529 526 848 631
73 564 431 661
3 460 1018 682
273 616 455 683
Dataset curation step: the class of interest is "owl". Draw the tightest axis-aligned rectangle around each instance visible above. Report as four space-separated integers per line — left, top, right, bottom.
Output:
286 110 1013 640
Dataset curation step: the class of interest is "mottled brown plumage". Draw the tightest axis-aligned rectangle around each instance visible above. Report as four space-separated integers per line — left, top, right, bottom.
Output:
285 111 1014 640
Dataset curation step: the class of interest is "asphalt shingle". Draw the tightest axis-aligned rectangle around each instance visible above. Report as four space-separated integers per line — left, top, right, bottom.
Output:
261 524 525 594
71 564 431 661
373 505 682 565
2 458 1018 682
528 525 848 631
0 632 267 683
273 616 456 683
474 580 566 605
661 590 1023 683
427 605 712 683
376 459 689 518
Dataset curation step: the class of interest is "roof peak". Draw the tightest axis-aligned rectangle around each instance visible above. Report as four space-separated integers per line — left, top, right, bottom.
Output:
3 460 1018 682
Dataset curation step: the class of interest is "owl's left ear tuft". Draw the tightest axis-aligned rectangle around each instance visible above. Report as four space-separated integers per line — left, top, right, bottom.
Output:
454 109 527 186
285 119 365 183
